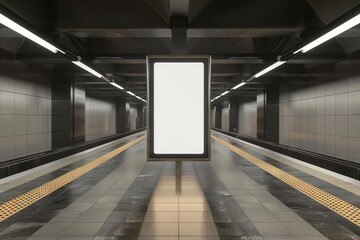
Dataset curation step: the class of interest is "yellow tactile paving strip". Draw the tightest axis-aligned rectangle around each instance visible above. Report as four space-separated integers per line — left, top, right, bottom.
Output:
213 135 360 227
0 135 145 222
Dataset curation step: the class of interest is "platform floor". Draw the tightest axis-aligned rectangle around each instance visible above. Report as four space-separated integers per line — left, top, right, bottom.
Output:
0 131 359 240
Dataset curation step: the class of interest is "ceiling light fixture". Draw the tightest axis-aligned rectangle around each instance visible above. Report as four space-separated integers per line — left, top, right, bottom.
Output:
220 91 230 96
0 13 63 54
72 61 103 78
232 81 246 90
126 91 135 96
253 61 286 78
295 13 360 54
110 81 124 90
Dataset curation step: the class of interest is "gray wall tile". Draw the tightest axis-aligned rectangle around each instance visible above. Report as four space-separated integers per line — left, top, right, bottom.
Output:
14 78 28 94
279 68 360 163
14 115 27 135
0 76 15 92
325 135 335 156
348 91 360 114
0 115 14 137
27 134 38 154
15 93 27 114
325 95 335 115
348 115 360 137
0 136 14 159
14 135 27 156
335 136 347 158
27 95 38 115
348 137 360 159
27 116 38 134
316 97 325 115
335 93 347 115
348 75 360 92
325 116 335 135
335 115 347 136
0 91 14 114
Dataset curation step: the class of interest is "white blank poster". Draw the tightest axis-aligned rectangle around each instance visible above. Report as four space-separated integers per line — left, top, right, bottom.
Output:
153 62 204 154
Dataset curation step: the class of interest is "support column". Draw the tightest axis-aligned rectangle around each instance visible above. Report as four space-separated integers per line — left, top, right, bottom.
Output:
229 97 239 133
257 88 265 139
115 96 127 134
73 81 85 143
265 85 279 143
256 84 280 142
51 74 73 148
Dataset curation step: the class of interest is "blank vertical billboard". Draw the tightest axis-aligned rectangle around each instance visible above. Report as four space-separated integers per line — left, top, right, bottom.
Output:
147 56 210 161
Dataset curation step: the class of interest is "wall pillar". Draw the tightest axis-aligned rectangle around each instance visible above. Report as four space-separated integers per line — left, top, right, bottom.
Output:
51 74 73 148
115 96 127 134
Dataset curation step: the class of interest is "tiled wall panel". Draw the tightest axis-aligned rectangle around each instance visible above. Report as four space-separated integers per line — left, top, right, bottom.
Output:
279 59 360 164
85 96 116 141
238 100 257 138
0 56 52 161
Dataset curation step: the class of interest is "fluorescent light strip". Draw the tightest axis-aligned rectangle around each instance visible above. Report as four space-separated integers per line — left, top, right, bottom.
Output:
110 82 124 90
72 61 103 78
297 13 360 53
232 81 246 90
126 91 135 96
254 61 286 78
220 91 229 96
0 13 62 54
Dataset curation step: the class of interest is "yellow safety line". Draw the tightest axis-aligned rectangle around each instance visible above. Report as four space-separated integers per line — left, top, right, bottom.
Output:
213 135 360 227
0 135 145 222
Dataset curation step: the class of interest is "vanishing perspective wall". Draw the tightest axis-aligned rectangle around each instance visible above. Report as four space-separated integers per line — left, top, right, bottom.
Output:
85 96 116 141
0 49 52 162
238 98 257 138
279 59 360 164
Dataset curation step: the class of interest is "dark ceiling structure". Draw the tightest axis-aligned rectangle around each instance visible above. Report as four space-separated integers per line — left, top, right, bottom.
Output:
0 0 360 100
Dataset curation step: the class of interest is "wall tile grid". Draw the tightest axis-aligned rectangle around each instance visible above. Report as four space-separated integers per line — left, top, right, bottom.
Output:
279 60 360 163
85 96 116 141
0 67 52 161
129 103 138 131
238 100 257 138
221 101 230 131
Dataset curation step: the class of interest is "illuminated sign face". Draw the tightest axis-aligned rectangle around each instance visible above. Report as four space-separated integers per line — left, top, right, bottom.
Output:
147 56 210 161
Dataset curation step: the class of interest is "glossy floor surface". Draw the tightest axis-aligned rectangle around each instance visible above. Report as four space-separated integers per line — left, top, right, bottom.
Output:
0 131 359 239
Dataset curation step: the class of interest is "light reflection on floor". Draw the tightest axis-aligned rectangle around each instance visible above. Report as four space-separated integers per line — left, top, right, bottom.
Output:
138 173 220 239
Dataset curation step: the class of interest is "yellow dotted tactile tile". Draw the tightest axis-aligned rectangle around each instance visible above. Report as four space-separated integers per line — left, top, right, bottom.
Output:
0 135 145 222
213 135 360 227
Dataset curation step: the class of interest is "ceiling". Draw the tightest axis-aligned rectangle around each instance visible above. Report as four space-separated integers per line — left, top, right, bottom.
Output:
0 0 360 100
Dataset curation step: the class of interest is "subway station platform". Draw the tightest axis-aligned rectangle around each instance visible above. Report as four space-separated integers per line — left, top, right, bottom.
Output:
0 131 359 240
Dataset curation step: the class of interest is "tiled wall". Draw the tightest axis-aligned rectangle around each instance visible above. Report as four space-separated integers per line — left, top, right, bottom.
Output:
0 61 52 161
279 59 360 164
85 96 116 141
129 103 138 131
221 101 230 131
238 99 257 138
